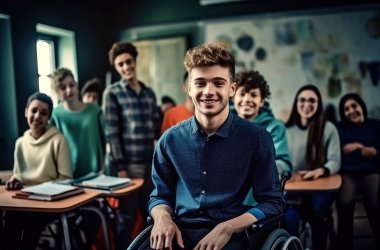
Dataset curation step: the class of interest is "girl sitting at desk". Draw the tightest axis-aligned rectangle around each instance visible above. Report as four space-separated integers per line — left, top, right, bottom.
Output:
336 93 380 250
1 92 72 249
283 85 341 250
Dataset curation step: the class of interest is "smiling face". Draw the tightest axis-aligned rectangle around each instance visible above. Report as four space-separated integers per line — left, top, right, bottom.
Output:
234 87 264 120
57 75 79 103
296 89 319 125
114 53 136 81
25 100 50 139
343 99 365 124
188 65 235 120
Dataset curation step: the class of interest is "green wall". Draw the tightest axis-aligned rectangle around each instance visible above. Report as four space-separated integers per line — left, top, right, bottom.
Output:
0 2 116 169
0 16 18 169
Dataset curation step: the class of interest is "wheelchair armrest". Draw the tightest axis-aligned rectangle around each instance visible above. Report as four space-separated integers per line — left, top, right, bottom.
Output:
281 171 292 192
250 213 283 232
246 213 284 249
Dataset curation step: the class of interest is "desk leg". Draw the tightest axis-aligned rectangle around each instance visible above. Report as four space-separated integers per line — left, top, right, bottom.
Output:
80 206 111 250
60 213 71 250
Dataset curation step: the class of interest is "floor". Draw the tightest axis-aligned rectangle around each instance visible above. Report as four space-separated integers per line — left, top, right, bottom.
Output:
300 200 377 250
352 201 377 250
330 200 377 250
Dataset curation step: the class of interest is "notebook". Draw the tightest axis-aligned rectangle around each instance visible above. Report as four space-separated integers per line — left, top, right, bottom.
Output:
76 174 132 191
13 182 84 201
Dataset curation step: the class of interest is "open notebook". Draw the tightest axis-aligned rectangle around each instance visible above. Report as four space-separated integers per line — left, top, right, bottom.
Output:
13 182 84 201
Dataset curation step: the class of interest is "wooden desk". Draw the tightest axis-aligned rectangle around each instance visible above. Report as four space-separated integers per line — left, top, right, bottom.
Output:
0 178 143 250
81 178 144 249
0 186 99 250
0 186 99 212
285 172 342 192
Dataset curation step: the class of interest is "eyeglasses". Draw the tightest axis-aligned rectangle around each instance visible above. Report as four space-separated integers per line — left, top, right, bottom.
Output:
298 97 317 104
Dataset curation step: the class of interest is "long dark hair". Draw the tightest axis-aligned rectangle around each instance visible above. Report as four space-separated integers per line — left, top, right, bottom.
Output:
338 93 368 124
286 84 326 169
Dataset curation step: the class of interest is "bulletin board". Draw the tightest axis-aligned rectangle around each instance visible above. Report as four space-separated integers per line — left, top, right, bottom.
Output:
204 9 380 121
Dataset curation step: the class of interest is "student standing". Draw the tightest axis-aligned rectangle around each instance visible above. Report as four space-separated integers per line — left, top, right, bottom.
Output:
103 41 160 249
50 68 105 179
149 42 285 250
336 93 380 250
1 92 72 249
283 84 341 250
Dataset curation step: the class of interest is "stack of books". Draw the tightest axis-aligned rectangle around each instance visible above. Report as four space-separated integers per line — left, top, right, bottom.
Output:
13 182 84 201
75 174 132 192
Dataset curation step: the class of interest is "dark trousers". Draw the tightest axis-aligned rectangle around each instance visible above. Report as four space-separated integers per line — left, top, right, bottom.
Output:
336 173 380 250
179 227 249 249
0 210 55 250
283 191 337 250
113 162 153 250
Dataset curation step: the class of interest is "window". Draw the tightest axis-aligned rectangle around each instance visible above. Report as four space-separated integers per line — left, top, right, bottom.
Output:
36 24 78 106
36 38 56 99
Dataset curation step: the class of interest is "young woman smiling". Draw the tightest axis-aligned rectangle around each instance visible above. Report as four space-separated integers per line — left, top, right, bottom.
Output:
283 84 341 250
336 93 380 250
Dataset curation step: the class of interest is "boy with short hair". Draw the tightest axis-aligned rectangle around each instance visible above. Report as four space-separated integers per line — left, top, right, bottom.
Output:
103 41 160 249
233 70 292 176
2 92 72 249
149 42 285 249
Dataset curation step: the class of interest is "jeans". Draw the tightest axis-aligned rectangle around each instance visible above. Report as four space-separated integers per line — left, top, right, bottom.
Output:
283 191 337 250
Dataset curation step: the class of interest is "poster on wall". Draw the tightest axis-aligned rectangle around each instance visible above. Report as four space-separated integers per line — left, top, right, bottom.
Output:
204 10 380 121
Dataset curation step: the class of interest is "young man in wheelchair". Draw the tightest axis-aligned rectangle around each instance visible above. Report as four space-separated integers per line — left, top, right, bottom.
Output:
148 42 286 250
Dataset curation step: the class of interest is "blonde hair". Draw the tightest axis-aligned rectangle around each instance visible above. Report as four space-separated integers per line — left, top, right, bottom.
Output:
49 68 76 94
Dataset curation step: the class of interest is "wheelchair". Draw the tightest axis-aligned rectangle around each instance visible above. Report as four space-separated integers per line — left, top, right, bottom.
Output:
128 172 303 250
127 213 303 250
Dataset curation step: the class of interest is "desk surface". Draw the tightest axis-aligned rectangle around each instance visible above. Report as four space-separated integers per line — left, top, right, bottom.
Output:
285 173 342 192
0 178 144 212
0 186 99 213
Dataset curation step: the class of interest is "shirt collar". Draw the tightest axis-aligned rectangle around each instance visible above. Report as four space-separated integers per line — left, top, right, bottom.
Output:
189 112 234 138
120 79 146 89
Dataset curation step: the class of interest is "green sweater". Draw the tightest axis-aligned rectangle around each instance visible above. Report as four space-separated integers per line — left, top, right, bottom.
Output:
51 103 105 178
253 102 292 176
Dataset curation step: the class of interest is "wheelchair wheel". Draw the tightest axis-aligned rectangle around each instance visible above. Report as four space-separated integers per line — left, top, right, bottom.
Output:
127 225 153 250
261 228 303 250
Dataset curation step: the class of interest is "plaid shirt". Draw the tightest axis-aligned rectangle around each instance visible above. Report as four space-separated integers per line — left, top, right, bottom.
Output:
103 80 160 171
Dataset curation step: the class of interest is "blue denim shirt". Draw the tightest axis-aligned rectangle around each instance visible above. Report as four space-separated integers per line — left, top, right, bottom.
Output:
149 113 285 224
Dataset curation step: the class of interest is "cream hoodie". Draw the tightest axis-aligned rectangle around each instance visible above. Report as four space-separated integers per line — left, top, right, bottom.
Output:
12 125 73 185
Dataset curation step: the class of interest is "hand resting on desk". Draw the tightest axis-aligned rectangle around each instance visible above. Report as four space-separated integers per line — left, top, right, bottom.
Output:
296 168 326 181
5 177 23 190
